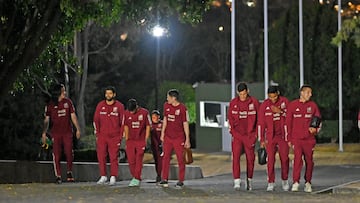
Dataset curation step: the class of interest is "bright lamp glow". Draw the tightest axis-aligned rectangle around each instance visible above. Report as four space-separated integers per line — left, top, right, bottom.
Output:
152 25 165 37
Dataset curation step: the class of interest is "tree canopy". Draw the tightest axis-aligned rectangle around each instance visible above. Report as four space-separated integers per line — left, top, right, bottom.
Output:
0 0 211 99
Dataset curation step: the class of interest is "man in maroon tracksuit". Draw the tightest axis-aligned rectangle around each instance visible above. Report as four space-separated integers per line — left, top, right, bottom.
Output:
258 86 289 191
228 82 260 191
159 89 191 189
150 110 163 183
124 99 151 187
42 83 81 184
93 86 125 186
286 84 321 193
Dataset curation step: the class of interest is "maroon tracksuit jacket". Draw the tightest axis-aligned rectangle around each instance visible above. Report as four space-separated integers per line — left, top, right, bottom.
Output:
93 100 125 177
228 96 259 179
258 96 289 183
286 99 321 183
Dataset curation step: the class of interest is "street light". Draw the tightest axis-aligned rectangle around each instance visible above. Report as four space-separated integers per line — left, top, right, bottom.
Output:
151 25 165 109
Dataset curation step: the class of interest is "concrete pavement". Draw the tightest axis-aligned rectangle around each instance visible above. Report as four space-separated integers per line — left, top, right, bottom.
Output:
0 165 359 202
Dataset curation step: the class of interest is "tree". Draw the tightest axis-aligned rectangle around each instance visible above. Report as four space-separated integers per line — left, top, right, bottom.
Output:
0 1 62 98
252 0 360 121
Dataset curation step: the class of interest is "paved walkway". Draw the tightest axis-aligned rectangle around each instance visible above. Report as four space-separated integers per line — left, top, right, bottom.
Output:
1 144 360 202
1 165 359 203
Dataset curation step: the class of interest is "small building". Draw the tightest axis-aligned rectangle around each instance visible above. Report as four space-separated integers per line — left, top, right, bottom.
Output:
194 82 264 152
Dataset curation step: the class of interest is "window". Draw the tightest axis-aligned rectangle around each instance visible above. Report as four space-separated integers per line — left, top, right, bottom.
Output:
200 101 228 128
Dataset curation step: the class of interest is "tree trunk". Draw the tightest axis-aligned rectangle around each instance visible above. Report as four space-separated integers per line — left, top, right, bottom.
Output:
73 22 93 136
73 30 86 136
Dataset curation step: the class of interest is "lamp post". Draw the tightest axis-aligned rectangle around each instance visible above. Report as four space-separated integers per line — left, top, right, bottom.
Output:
152 25 165 109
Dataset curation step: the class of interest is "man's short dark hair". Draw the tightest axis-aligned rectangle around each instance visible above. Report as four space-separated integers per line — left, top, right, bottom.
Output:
50 83 64 97
167 89 179 100
105 86 116 94
49 83 65 104
267 86 279 94
127 98 138 112
237 82 248 92
300 84 312 92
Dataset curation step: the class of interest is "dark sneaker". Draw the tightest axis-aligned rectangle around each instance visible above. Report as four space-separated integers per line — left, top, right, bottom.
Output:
246 178 252 191
66 171 75 182
56 176 62 184
175 181 184 189
156 175 161 183
159 180 168 188
159 144 164 157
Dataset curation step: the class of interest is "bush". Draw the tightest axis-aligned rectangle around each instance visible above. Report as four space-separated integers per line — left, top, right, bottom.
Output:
317 120 353 143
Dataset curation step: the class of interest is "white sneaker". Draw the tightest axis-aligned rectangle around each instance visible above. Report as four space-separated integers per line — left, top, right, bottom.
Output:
109 176 116 186
291 182 299 192
266 183 275 191
282 180 290 191
304 182 312 193
234 178 241 190
246 178 252 191
97 176 107 185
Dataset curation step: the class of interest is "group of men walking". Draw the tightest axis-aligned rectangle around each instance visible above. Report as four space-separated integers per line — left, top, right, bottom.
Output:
228 82 321 193
42 82 322 192
42 85 190 189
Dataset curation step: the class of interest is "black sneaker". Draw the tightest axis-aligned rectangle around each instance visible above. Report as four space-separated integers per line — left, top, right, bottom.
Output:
66 171 75 182
175 181 184 189
159 180 168 188
159 144 164 157
56 176 62 184
246 178 252 191
156 175 161 183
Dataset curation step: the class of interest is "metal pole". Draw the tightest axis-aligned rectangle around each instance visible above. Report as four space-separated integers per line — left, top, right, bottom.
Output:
231 0 235 99
338 0 343 152
299 0 304 87
264 0 269 98
155 38 160 109
64 46 70 98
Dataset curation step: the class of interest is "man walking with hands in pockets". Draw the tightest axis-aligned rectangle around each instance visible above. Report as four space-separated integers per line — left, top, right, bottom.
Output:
93 86 125 186
228 82 260 191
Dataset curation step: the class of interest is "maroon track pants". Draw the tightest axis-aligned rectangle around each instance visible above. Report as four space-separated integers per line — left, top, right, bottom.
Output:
96 135 121 177
126 140 146 180
52 133 73 177
231 135 256 179
292 139 316 183
161 136 185 182
151 135 163 177
266 136 289 183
